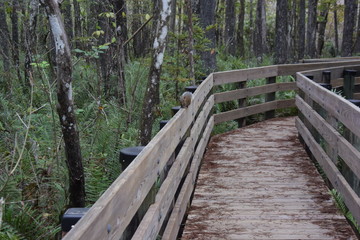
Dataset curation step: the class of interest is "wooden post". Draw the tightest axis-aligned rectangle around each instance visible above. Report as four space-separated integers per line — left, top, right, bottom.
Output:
237 82 246 127
343 69 357 99
265 76 276 119
119 146 156 240
342 100 360 196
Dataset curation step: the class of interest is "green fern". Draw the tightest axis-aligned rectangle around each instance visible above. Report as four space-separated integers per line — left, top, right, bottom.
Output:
330 189 360 233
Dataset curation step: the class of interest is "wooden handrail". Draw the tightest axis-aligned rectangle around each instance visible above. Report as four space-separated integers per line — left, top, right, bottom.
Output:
296 70 360 225
64 58 360 240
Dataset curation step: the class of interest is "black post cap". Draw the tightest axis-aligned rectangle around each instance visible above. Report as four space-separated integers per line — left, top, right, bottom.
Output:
344 69 357 76
185 85 198 93
171 106 181 116
159 120 169 130
62 208 90 232
348 99 360 107
119 146 145 170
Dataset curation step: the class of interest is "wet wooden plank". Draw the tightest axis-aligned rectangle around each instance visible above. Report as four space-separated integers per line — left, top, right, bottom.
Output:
182 117 357 240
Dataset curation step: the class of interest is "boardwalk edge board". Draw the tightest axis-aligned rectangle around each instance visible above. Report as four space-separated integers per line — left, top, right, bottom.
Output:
64 58 360 239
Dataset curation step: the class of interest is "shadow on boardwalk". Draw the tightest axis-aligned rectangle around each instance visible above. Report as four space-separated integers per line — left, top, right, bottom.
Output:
182 117 357 240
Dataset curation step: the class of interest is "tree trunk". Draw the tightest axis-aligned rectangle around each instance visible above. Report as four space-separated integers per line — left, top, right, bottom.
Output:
41 0 85 208
274 0 288 64
139 0 172 145
24 0 38 87
0 2 11 73
185 0 195 84
334 2 339 55
317 1 330 57
62 0 73 42
237 0 245 57
11 0 20 81
254 0 266 60
354 2 360 53
342 0 357 56
132 1 143 58
306 0 318 58
111 0 126 104
298 0 305 59
224 0 236 55
199 0 216 74
73 0 82 51
249 0 254 55
288 0 297 62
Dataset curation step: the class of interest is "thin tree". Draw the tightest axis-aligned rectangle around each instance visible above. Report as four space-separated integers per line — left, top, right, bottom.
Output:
342 0 357 56
274 0 288 64
317 0 330 57
24 0 38 87
298 0 305 59
0 2 10 74
306 0 318 58
11 0 20 81
41 0 85 208
254 0 267 60
224 0 236 55
185 0 195 84
333 1 339 55
199 0 216 74
140 0 172 145
237 0 245 57
354 1 360 53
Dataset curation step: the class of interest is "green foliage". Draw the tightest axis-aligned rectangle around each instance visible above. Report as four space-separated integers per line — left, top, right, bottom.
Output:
330 189 360 233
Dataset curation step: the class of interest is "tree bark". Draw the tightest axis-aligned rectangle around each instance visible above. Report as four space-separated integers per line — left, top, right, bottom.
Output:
11 0 20 77
298 0 305 59
342 0 358 56
199 0 216 74
185 0 195 84
306 0 318 58
254 0 267 60
334 2 339 55
111 0 126 104
41 0 85 208
24 0 39 87
140 0 172 145
274 0 288 64
317 1 330 57
354 2 360 53
224 0 236 55
237 0 245 57
0 2 11 73
73 0 82 50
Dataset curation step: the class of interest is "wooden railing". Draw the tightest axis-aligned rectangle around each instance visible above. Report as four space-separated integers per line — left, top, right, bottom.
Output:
64 59 360 240
296 65 360 225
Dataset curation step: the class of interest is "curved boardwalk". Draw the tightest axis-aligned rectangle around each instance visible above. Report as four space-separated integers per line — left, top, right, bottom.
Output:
182 117 357 240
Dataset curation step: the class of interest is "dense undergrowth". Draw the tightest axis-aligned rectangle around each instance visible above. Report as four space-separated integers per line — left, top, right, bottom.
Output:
1 46 356 238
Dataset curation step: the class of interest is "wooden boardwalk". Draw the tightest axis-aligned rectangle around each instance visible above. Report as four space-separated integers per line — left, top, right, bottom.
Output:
182 117 357 240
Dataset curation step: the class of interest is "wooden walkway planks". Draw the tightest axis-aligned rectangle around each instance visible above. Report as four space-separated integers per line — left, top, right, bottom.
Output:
182 117 357 240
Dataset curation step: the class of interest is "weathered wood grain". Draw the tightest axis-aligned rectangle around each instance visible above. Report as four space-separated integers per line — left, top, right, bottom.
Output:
296 118 360 225
297 72 360 139
132 96 214 239
214 99 295 124
63 74 214 240
277 61 360 76
296 95 360 179
163 117 214 240
213 66 278 86
182 117 357 239
214 82 296 104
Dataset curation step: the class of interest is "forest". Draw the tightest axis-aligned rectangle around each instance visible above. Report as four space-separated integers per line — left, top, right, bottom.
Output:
0 0 359 239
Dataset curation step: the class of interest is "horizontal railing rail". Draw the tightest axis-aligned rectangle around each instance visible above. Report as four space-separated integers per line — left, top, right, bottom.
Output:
296 66 360 225
64 58 360 240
